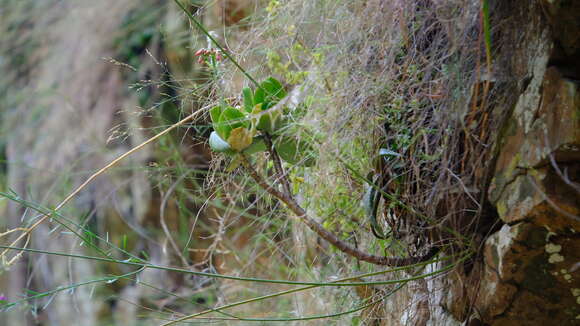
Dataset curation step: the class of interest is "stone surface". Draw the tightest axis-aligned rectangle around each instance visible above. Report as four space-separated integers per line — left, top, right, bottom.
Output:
475 262 517 318
489 67 580 224
476 1 580 324
541 0 580 57
477 222 580 324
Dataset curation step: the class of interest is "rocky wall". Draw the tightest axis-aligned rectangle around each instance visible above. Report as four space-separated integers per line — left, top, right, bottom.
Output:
448 1 580 324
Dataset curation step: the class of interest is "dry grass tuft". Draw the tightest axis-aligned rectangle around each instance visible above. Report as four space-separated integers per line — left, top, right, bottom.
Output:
205 0 514 320
0 0 519 324
218 0 507 258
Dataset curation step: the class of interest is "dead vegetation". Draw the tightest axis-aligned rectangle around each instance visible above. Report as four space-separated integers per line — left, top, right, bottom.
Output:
213 0 508 266
0 0 529 324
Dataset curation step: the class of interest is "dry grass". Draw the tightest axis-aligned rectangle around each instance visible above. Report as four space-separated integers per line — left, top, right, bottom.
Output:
219 0 503 255
0 0 515 324
203 0 512 322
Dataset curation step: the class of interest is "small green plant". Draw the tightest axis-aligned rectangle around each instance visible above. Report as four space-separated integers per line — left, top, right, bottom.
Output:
204 77 439 267
208 76 315 167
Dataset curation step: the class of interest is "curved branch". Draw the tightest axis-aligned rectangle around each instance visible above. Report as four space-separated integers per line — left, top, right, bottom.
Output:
263 133 292 196
240 155 439 266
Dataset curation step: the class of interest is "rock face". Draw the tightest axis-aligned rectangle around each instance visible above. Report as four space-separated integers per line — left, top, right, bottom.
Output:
470 0 580 324
417 1 580 325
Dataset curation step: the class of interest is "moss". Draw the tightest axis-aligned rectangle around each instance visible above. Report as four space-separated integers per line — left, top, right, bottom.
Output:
491 244 500 268
497 200 508 218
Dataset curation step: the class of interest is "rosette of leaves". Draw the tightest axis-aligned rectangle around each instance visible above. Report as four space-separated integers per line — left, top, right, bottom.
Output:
208 77 315 167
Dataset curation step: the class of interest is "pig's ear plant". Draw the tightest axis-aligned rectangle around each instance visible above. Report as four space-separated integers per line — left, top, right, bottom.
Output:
208 76 315 167
205 74 439 266
171 0 443 267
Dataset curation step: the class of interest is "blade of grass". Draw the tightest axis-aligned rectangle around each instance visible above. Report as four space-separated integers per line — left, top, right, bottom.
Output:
0 109 204 263
1 266 144 311
481 0 492 69
0 245 466 287
160 255 464 325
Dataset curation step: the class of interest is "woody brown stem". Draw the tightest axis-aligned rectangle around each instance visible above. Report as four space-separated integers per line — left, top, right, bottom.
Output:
263 133 292 196
240 154 439 266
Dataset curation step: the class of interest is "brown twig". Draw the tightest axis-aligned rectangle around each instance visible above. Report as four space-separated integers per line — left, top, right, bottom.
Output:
239 154 439 266
263 133 292 196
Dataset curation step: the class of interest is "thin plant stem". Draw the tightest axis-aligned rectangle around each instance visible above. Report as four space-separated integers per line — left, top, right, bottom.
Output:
1 267 145 310
160 256 464 325
239 154 440 266
0 245 462 287
158 284 404 323
171 0 261 88
264 133 292 196
0 109 204 263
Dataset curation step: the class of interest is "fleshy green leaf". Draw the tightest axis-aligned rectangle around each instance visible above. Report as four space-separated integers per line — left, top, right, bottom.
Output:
243 136 267 155
253 87 265 106
258 77 287 111
210 106 222 126
253 77 286 110
216 107 248 140
226 155 242 172
270 114 291 133
262 77 286 100
256 110 280 133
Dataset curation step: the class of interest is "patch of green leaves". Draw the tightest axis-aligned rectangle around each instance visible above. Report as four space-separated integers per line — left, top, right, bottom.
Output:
273 137 315 167
208 77 316 166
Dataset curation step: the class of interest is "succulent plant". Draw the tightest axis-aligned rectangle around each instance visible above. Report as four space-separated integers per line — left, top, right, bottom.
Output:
208 77 315 167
